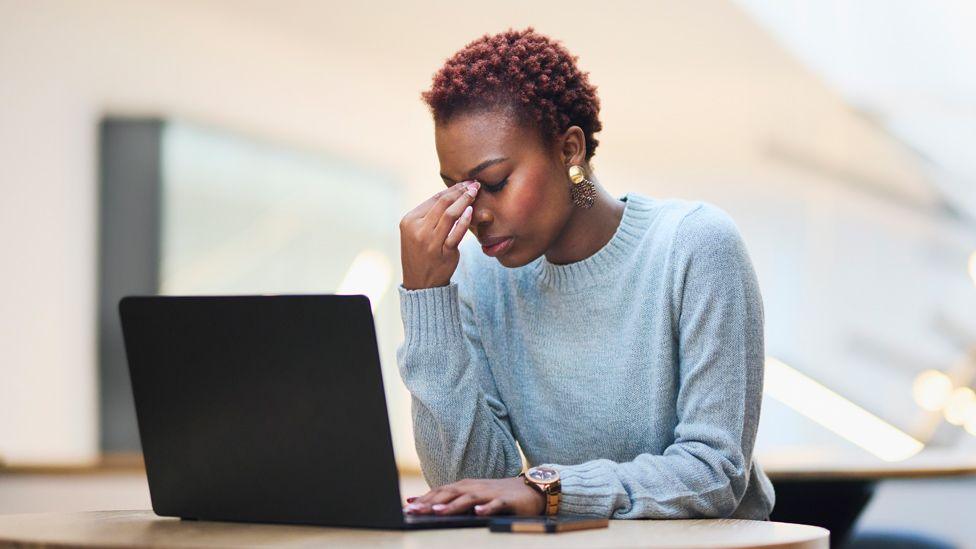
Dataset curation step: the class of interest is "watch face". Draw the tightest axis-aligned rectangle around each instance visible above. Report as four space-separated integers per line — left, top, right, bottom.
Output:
527 466 559 483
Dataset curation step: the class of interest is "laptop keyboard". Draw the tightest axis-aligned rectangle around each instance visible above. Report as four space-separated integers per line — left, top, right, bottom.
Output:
403 513 490 525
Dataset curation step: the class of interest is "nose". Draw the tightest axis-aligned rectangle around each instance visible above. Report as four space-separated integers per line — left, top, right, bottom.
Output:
471 208 494 232
471 197 493 229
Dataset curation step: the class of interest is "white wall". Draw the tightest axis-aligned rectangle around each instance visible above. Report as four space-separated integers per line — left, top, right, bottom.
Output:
3 0 970 465
0 0 436 464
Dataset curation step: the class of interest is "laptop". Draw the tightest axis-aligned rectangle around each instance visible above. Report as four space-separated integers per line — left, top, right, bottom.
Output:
118 294 491 529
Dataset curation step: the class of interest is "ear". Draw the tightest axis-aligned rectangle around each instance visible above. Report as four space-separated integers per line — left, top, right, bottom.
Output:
559 126 587 167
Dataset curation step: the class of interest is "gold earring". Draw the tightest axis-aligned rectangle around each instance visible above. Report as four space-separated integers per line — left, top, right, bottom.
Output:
568 165 596 209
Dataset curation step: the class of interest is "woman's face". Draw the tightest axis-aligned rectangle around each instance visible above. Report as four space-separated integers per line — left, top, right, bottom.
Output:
434 109 575 268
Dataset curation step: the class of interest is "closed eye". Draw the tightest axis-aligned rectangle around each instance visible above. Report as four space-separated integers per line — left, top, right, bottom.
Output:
481 177 508 193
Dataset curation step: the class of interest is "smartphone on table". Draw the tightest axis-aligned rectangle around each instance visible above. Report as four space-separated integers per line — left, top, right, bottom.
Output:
488 516 609 533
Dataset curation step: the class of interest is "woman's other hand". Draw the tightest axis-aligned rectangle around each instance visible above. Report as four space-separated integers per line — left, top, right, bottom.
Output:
402 477 545 516
399 181 480 290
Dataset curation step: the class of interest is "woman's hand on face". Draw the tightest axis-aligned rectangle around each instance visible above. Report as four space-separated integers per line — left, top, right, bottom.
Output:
403 477 545 517
399 181 480 290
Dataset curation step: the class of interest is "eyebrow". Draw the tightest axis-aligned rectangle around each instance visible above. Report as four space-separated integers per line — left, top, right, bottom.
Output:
440 157 509 184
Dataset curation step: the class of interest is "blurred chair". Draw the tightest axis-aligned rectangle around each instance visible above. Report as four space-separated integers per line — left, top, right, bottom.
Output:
845 530 957 549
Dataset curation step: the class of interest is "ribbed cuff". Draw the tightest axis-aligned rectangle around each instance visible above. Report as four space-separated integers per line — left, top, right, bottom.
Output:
541 461 616 517
398 282 463 346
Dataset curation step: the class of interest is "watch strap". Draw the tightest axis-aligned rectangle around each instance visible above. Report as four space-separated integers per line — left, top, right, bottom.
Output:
519 471 561 516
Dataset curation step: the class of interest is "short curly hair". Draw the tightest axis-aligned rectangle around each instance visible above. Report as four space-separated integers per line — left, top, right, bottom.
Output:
421 27 602 162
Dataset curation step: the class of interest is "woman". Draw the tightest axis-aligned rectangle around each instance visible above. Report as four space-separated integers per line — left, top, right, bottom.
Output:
397 27 775 520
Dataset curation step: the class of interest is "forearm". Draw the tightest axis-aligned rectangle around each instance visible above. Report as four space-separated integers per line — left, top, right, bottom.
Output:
397 283 523 485
408 387 523 486
544 441 750 519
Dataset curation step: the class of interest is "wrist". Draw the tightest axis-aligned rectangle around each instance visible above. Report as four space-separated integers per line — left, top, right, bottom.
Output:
533 486 546 515
519 481 546 515
401 278 450 291
519 467 561 516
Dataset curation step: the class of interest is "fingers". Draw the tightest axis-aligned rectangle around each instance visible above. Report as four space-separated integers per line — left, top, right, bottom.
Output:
428 181 479 237
424 486 467 507
404 486 458 515
405 480 483 515
474 498 511 516
404 182 465 220
444 206 473 250
431 493 491 515
403 501 430 514
410 181 469 224
402 481 514 517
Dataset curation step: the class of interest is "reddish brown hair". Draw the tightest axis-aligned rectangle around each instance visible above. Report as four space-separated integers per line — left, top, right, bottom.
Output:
421 27 602 162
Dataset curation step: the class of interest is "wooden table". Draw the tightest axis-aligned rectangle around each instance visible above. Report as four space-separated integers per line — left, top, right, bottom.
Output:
0 510 828 548
760 447 976 481
760 448 976 548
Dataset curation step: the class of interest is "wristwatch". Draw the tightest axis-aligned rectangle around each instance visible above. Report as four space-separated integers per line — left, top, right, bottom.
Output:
519 466 561 516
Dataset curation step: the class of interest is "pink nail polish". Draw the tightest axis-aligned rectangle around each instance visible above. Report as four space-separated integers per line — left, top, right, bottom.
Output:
432 504 446 512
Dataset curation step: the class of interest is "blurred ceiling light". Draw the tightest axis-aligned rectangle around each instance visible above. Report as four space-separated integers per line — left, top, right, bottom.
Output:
965 409 976 437
969 251 976 287
912 369 954 412
943 386 976 426
337 250 392 313
764 357 924 462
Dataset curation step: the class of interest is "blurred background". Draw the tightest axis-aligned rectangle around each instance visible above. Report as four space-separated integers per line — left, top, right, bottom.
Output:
1 0 974 546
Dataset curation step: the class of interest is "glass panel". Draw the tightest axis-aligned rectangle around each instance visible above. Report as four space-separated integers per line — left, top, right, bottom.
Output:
157 121 411 463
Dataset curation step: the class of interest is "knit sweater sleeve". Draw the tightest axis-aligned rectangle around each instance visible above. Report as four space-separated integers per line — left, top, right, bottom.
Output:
541 204 766 519
395 262 523 487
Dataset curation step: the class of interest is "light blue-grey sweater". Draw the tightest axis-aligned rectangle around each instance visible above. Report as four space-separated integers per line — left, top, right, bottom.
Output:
395 192 775 519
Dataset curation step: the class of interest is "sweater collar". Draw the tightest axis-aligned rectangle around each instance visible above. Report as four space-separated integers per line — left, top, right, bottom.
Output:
528 192 655 292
